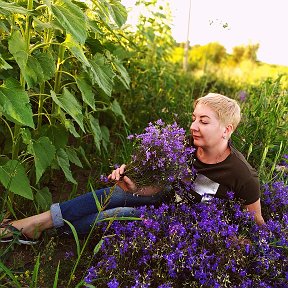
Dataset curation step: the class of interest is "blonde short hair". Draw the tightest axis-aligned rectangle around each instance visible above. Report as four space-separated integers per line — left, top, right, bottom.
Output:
194 93 241 131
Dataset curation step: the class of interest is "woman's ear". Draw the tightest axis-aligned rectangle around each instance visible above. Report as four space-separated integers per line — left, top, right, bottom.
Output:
223 124 234 139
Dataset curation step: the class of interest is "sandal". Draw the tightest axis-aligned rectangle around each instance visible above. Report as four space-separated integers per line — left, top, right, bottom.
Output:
0 222 38 245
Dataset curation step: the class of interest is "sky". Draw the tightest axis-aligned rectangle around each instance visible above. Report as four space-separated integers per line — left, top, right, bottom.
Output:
122 0 288 67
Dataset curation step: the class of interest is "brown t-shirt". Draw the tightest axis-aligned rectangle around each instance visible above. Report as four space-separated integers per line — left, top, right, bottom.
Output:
182 146 260 205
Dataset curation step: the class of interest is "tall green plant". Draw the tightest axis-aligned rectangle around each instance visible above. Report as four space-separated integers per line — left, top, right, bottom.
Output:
117 0 181 131
233 76 288 181
0 0 130 211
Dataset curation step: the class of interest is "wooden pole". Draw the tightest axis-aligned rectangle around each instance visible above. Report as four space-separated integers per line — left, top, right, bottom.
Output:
183 0 191 71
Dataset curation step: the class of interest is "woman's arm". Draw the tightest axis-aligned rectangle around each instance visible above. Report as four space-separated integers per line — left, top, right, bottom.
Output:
244 199 265 225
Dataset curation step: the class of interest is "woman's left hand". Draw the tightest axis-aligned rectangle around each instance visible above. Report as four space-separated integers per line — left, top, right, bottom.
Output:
108 164 137 192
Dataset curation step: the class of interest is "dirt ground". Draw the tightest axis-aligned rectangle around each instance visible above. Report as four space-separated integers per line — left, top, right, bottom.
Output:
1 166 104 287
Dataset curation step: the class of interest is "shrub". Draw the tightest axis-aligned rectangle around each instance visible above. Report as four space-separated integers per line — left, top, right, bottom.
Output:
84 180 288 287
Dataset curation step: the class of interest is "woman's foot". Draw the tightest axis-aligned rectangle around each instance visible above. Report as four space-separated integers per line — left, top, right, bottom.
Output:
0 211 54 242
0 222 39 245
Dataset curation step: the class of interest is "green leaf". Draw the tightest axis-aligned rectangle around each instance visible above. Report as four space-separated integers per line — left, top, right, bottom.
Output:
63 219 81 257
23 53 56 88
0 0 29 15
28 137 56 183
35 187 53 211
88 54 115 96
78 146 91 168
51 0 87 44
107 0 128 27
30 254 41 288
88 115 102 152
51 89 85 132
58 109 81 137
111 99 128 125
76 75 95 110
93 239 104 255
0 262 22 287
21 128 32 145
112 56 130 89
56 148 77 184
39 124 69 149
94 0 127 28
100 125 110 152
64 119 81 137
0 78 34 128
66 147 83 168
0 54 12 70
24 55 45 88
64 34 90 67
8 30 28 70
8 31 55 88
91 185 102 212
0 21 9 33
35 51 56 82
87 19 103 35
0 160 33 200
85 37 104 54
53 261 61 288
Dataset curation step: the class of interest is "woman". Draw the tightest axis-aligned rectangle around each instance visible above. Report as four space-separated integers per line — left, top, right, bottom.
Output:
0 93 264 244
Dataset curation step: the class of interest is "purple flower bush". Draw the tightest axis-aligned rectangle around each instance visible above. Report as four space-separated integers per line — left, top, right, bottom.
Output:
123 120 195 189
84 181 287 287
84 126 287 287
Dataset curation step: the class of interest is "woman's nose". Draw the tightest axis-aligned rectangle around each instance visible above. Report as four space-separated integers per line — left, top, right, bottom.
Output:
190 121 198 131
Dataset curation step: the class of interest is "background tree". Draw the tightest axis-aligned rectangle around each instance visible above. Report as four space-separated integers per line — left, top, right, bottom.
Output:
232 43 259 63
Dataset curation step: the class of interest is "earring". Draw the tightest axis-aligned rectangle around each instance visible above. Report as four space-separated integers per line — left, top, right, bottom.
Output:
222 135 226 139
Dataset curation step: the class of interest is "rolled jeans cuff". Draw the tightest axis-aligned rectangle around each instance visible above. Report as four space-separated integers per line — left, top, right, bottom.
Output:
50 203 64 228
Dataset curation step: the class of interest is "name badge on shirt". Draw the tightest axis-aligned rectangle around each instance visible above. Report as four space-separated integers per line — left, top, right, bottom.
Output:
194 174 220 202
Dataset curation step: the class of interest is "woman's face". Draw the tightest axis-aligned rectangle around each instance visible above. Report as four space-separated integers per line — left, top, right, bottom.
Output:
190 104 226 149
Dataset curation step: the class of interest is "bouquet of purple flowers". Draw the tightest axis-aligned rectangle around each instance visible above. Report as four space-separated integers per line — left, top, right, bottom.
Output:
123 120 195 190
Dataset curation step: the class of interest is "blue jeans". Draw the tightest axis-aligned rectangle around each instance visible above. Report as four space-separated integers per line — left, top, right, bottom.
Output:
50 185 166 234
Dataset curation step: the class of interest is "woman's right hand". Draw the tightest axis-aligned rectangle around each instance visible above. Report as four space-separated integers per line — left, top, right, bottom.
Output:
108 164 137 192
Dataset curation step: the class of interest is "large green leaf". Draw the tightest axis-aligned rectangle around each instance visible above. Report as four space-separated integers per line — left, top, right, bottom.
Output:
111 99 128 125
78 146 91 168
76 74 95 110
88 115 102 152
66 36 115 97
112 56 130 89
27 137 56 183
66 147 83 168
0 160 33 200
39 124 69 149
0 78 34 128
51 89 85 132
22 53 56 88
35 187 53 211
51 0 87 44
0 0 29 15
88 54 115 96
56 148 77 184
94 0 127 28
8 30 28 70
35 51 56 82
24 55 45 88
107 0 127 27
8 32 52 88
58 109 81 137
64 34 90 67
